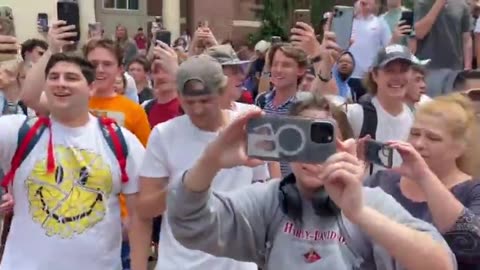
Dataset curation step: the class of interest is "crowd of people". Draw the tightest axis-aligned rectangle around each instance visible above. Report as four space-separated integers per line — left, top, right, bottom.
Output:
0 0 478 269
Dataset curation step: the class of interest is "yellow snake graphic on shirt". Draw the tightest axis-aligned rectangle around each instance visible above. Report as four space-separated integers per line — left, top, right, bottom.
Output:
25 145 113 238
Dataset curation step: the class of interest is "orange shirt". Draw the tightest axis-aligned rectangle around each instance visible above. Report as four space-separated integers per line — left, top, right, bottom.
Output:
89 95 151 218
89 95 151 146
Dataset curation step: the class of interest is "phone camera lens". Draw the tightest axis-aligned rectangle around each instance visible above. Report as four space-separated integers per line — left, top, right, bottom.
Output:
310 122 334 144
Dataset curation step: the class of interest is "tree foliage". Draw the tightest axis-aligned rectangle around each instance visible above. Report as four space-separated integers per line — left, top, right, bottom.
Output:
248 0 296 45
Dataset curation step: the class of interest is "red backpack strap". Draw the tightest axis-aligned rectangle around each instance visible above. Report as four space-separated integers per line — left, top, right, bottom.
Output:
97 117 129 183
2 117 50 189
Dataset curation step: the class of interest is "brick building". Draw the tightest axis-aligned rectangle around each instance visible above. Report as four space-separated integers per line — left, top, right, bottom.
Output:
96 0 354 46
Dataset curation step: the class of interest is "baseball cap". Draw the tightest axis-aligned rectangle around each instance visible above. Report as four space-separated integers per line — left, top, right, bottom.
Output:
176 54 228 96
205 44 251 66
372 44 414 68
254 40 271 54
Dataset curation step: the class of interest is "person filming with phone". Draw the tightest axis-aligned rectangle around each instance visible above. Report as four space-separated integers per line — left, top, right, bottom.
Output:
166 92 456 270
365 93 480 270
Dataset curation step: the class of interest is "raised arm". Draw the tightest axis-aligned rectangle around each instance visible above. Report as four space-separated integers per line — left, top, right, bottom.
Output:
167 154 271 266
414 0 446 40
416 169 480 263
20 21 76 115
356 189 456 270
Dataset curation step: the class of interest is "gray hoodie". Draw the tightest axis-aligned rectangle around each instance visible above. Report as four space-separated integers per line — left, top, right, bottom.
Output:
167 178 456 270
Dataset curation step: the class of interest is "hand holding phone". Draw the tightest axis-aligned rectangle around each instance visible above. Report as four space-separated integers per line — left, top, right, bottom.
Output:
152 40 178 75
48 21 78 53
0 34 18 59
364 140 394 168
57 1 80 42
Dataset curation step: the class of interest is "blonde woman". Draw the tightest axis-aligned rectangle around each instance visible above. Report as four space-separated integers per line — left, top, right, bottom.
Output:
114 24 138 66
366 93 480 270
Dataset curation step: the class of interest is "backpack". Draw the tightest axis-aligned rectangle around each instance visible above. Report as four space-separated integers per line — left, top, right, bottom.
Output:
358 99 378 140
0 116 129 260
1 116 129 189
265 205 373 269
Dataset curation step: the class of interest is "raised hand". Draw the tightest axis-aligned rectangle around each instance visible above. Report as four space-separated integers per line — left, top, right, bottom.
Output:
47 21 77 53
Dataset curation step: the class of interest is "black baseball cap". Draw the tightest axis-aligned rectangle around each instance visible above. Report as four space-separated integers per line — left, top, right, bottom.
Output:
372 44 414 68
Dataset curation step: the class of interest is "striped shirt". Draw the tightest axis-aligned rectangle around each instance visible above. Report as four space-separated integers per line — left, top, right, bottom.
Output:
262 89 296 177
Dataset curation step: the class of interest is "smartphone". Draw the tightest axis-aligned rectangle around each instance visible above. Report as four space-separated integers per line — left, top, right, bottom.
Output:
57 1 80 42
37 13 49 33
331 5 355 51
198 20 209 28
271 36 282 44
293 9 311 26
400 10 414 35
365 140 394 168
0 6 16 60
247 116 337 163
88 22 103 38
156 30 172 46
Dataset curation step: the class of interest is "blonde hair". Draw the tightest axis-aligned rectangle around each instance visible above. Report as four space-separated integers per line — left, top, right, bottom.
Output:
416 93 480 177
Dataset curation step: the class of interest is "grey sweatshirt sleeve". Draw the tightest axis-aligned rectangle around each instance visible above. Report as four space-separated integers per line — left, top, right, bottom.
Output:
362 187 458 270
167 175 279 266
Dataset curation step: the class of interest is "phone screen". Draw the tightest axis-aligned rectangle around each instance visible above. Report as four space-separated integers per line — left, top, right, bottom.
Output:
57 1 80 42
365 140 394 168
0 6 15 37
294 9 311 25
37 13 48 33
400 11 414 35
156 31 172 46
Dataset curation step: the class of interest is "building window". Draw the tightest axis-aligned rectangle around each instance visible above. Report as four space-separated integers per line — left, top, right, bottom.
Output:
104 0 139 10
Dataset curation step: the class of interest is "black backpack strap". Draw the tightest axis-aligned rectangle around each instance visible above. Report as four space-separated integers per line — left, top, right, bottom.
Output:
18 101 28 116
359 100 377 175
144 99 156 116
359 100 378 140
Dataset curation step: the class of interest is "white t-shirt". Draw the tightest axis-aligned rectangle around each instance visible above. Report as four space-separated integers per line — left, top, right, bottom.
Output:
0 114 144 270
232 102 258 114
350 15 392 78
140 111 269 270
346 97 413 173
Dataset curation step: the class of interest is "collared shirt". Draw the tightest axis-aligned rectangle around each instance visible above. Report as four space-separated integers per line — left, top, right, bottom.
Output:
262 89 296 177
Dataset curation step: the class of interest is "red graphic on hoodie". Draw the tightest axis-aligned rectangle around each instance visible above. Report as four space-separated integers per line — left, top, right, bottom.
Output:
304 249 321 263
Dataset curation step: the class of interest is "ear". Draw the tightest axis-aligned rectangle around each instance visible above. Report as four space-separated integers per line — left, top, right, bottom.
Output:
298 67 307 78
452 140 467 160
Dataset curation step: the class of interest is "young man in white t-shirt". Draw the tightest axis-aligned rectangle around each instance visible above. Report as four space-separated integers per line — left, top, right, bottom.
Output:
349 0 392 99
134 55 269 270
0 53 145 270
347 44 415 172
